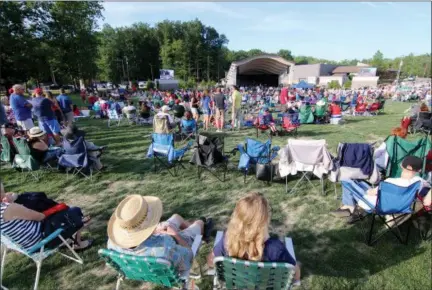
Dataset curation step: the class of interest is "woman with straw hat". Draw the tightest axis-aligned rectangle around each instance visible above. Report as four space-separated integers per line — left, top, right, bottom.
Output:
107 195 212 277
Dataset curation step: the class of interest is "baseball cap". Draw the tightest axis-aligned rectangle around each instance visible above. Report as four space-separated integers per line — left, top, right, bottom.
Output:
401 156 423 172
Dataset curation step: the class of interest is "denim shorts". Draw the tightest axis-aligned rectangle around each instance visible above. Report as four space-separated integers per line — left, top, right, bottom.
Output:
40 119 61 134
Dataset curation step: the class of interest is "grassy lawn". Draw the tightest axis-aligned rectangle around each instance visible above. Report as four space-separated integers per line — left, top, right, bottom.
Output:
1 100 431 290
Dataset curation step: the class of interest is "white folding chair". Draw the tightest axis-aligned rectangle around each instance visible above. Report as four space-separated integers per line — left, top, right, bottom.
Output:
107 109 123 127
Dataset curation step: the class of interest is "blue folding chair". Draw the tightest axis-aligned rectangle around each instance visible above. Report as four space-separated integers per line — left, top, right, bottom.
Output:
180 119 197 143
147 133 192 177
237 138 279 183
1 228 83 290
348 180 421 245
58 137 92 179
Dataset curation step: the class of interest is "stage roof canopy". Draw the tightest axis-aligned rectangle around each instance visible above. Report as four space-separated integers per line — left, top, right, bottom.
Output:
233 54 295 75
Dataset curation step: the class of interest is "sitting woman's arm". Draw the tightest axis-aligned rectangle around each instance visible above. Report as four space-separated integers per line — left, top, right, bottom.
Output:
3 203 45 222
32 141 48 152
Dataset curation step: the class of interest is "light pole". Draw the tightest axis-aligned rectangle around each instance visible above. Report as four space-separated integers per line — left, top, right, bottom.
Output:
149 63 154 81
125 56 131 87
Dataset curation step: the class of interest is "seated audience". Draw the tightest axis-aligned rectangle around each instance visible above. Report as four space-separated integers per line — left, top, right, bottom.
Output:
62 125 104 170
331 156 431 222
155 105 175 127
209 192 301 284
139 102 151 119
256 106 277 133
122 101 137 119
180 111 197 134
27 127 61 163
73 105 82 117
107 194 212 277
0 181 92 251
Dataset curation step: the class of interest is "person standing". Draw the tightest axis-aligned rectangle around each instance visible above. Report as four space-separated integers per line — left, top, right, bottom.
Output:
56 88 74 126
201 90 212 131
213 87 226 132
10 84 33 131
231 85 243 130
32 88 61 145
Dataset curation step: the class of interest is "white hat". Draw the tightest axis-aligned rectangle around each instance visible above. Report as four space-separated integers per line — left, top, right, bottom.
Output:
161 105 170 112
28 127 45 138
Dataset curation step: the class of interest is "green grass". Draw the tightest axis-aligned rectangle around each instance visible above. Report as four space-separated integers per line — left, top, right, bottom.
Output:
1 100 431 290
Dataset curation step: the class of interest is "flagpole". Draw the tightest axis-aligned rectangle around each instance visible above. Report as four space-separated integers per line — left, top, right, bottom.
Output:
396 59 403 85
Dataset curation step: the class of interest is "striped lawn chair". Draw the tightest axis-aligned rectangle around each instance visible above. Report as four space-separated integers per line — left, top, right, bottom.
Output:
98 235 202 290
213 231 297 290
1 228 83 290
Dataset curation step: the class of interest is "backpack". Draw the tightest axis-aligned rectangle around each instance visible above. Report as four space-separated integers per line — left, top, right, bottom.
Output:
43 209 83 249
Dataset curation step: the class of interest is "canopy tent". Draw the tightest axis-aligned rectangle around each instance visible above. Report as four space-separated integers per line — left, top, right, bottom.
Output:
293 80 314 89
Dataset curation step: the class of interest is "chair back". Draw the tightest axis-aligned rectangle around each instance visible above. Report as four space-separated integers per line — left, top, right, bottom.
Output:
12 137 31 156
314 104 327 117
63 137 86 155
246 138 271 164
282 113 300 129
214 257 295 290
107 109 121 120
153 115 171 134
299 105 314 124
12 137 40 170
384 135 432 178
152 133 174 147
369 103 380 111
287 139 329 165
377 181 421 214
181 119 196 134
98 249 182 288
1 135 13 163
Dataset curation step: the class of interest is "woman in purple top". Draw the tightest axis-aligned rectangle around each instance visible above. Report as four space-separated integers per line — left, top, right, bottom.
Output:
209 192 301 283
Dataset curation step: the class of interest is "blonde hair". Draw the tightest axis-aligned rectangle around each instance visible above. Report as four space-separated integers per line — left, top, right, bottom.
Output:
225 192 270 261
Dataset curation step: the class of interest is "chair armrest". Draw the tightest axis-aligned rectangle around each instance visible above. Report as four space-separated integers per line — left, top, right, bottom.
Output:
191 234 202 257
271 146 280 152
285 237 296 262
237 144 246 155
27 228 64 254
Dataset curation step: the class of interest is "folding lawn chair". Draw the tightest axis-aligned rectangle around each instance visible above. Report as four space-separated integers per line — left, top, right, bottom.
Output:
299 104 314 124
368 102 380 116
254 113 271 138
189 132 229 182
412 112 432 134
147 133 192 177
237 138 279 183
280 113 300 136
107 109 123 127
353 103 367 116
98 234 202 290
348 180 421 246
314 102 328 124
384 135 432 179
0 136 14 164
213 231 297 290
58 137 93 179
1 228 83 290
179 119 197 143
378 100 385 113
11 137 41 181
279 139 334 195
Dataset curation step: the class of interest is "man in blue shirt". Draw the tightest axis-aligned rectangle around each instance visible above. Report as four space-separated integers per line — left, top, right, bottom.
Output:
10 84 33 131
56 88 74 126
32 88 61 145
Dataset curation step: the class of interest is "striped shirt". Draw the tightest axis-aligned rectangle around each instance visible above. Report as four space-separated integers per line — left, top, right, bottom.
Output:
0 202 42 250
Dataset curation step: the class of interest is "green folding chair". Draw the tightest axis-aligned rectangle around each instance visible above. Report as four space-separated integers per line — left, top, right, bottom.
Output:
384 135 432 178
98 235 202 290
213 231 297 290
12 137 41 180
0 136 14 164
299 105 314 124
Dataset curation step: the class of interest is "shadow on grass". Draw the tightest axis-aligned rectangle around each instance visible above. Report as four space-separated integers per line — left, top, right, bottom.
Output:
289 223 427 280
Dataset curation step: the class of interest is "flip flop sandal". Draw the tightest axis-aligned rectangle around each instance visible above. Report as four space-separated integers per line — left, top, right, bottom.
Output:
74 239 94 252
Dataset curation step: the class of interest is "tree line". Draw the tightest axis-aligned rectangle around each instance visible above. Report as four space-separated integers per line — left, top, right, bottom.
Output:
1 1 430 89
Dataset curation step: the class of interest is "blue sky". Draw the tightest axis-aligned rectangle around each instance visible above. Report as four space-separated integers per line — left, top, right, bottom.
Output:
102 2 431 61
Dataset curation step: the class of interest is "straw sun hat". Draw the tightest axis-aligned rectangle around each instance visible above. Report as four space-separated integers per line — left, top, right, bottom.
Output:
28 127 46 138
108 195 163 248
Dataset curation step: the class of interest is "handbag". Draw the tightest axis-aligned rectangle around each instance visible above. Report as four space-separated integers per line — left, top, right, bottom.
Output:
256 163 273 181
43 209 83 249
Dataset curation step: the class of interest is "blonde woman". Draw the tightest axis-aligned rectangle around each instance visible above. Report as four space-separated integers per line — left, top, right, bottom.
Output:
210 192 301 283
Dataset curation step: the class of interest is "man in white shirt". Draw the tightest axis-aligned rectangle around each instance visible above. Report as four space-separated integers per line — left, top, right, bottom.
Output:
331 156 430 223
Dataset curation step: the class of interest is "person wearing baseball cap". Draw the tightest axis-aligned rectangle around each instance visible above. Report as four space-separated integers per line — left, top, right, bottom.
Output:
107 195 213 277
331 156 431 223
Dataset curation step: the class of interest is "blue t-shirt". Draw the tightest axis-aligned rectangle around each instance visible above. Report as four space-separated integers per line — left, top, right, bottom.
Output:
10 93 32 121
32 97 55 121
202 96 211 110
213 232 296 265
56 94 72 113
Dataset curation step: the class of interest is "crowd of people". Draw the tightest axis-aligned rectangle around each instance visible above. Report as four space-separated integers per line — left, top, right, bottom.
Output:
1 81 431 289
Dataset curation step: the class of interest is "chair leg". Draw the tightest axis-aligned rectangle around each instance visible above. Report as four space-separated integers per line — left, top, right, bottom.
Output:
34 261 42 290
115 276 122 290
0 246 7 289
367 214 376 246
